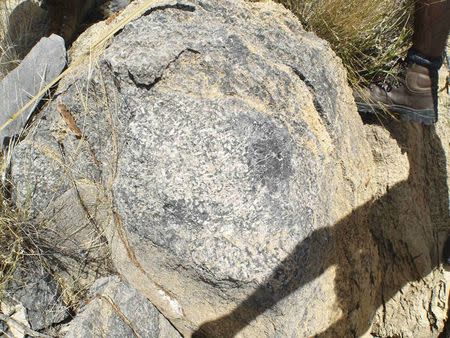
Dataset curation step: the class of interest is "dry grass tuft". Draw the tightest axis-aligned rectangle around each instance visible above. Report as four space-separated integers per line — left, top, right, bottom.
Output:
0 0 20 77
0 206 25 298
0 0 48 78
0 160 39 298
0 147 57 304
272 0 414 87
0 148 56 301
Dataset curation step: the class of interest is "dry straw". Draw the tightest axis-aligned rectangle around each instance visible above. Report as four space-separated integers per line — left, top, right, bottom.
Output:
0 0 21 76
273 0 414 86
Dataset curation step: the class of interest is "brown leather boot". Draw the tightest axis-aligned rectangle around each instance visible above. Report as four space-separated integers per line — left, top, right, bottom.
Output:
356 49 442 125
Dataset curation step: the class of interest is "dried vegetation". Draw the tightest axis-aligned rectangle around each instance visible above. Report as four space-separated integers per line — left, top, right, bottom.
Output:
0 0 48 78
271 0 414 86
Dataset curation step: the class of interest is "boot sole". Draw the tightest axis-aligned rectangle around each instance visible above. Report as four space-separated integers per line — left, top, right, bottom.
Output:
356 102 436 126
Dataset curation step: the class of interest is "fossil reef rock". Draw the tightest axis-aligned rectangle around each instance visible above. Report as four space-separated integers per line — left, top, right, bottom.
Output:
6 0 450 336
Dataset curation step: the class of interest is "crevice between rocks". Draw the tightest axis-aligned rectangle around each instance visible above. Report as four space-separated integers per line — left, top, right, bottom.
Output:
127 70 161 91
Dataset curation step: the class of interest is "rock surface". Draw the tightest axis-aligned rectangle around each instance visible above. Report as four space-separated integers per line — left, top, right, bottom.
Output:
9 0 450 337
65 276 182 338
0 34 66 148
3 262 69 331
99 0 131 14
0 321 7 336
0 0 48 61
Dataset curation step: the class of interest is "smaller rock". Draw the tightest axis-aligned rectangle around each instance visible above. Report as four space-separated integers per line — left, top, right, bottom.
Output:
65 276 182 338
0 33 66 148
5 262 69 331
100 0 131 14
3 0 48 60
0 319 8 334
0 302 29 338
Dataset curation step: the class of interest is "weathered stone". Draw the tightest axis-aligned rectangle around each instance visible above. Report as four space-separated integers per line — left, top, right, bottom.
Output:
1 0 48 61
9 0 450 337
65 276 182 338
0 34 66 148
0 319 8 335
100 0 131 14
4 262 69 331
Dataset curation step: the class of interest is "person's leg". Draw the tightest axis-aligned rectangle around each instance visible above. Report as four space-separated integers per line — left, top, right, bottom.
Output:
413 0 450 59
355 0 450 125
410 1 450 266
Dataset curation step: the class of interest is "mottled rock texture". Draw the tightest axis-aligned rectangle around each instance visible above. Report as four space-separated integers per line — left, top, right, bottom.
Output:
65 276 182 338
3 262 69 330
9 0 450 337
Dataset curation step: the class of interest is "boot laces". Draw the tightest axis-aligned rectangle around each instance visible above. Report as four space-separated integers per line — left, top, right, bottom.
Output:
375 58 407 93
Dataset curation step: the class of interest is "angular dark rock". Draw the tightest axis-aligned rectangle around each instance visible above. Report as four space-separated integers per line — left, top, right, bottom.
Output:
0 320 8 334
4 263 69 331
0 34 66 148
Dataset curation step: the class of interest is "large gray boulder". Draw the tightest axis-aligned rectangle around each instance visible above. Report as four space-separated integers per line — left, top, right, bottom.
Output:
9 0 450 337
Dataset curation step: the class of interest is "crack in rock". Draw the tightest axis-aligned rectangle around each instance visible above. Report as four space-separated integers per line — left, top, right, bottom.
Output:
127 48 200 90
143 0 196 16
288 65 331 132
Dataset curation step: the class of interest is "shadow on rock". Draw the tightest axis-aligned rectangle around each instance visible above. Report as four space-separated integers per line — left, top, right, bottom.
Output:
193 117 449 337
4 0 48 61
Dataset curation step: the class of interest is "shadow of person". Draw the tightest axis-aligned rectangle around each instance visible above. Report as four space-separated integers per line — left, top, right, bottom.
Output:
193 117 450 337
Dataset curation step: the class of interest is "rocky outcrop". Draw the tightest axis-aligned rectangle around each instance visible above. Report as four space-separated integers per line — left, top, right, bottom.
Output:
64 276 182 338
7 0 450 337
